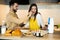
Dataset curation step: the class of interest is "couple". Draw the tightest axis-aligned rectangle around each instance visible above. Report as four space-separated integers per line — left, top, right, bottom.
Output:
6 1 45 33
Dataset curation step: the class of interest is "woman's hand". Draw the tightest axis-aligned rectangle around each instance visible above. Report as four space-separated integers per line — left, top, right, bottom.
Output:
42 27 47 30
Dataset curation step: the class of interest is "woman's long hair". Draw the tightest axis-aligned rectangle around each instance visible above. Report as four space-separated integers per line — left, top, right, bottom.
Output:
28 3 38 21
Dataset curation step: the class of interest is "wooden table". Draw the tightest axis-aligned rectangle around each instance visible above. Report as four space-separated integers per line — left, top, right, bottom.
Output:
0 31 60 40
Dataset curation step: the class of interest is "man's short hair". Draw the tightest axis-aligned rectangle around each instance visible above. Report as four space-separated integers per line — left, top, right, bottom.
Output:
9 0 19 7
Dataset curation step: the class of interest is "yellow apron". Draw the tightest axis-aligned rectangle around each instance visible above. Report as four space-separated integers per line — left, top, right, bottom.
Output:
29 17 40 31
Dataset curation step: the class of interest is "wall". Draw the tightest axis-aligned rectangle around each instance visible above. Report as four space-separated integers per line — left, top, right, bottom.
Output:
0 4 60 25
0 4 9 25
30 0 58 4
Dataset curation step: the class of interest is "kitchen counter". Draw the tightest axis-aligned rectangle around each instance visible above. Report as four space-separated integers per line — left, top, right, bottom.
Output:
0 31 60 40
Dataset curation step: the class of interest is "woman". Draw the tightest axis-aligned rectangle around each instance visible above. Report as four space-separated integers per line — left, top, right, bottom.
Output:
24 3 44 31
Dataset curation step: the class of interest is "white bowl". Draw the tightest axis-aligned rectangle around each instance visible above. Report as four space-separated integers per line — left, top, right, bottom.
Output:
21 29 29 33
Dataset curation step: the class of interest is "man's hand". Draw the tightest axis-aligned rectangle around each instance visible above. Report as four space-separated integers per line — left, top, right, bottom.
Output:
19 23 25 27
28 11 32 18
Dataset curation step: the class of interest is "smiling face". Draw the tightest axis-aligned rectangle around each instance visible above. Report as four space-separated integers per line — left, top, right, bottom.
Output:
10 3 19 12
29 4 38 15
28 4 38 20
31 6 36 15
12 3 19 12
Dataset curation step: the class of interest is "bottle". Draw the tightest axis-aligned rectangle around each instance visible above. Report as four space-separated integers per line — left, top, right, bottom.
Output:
48 17 54 33
1 20 6 34
48 17 50 33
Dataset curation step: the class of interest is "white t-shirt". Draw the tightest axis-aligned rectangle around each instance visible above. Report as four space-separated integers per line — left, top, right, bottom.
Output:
25 13 44 28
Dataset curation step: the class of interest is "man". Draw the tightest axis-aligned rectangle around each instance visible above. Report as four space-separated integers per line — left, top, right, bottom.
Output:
6 0 24 30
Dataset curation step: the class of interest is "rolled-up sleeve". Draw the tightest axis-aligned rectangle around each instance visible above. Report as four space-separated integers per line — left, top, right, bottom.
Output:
24 21 29 28
36 14 44 27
